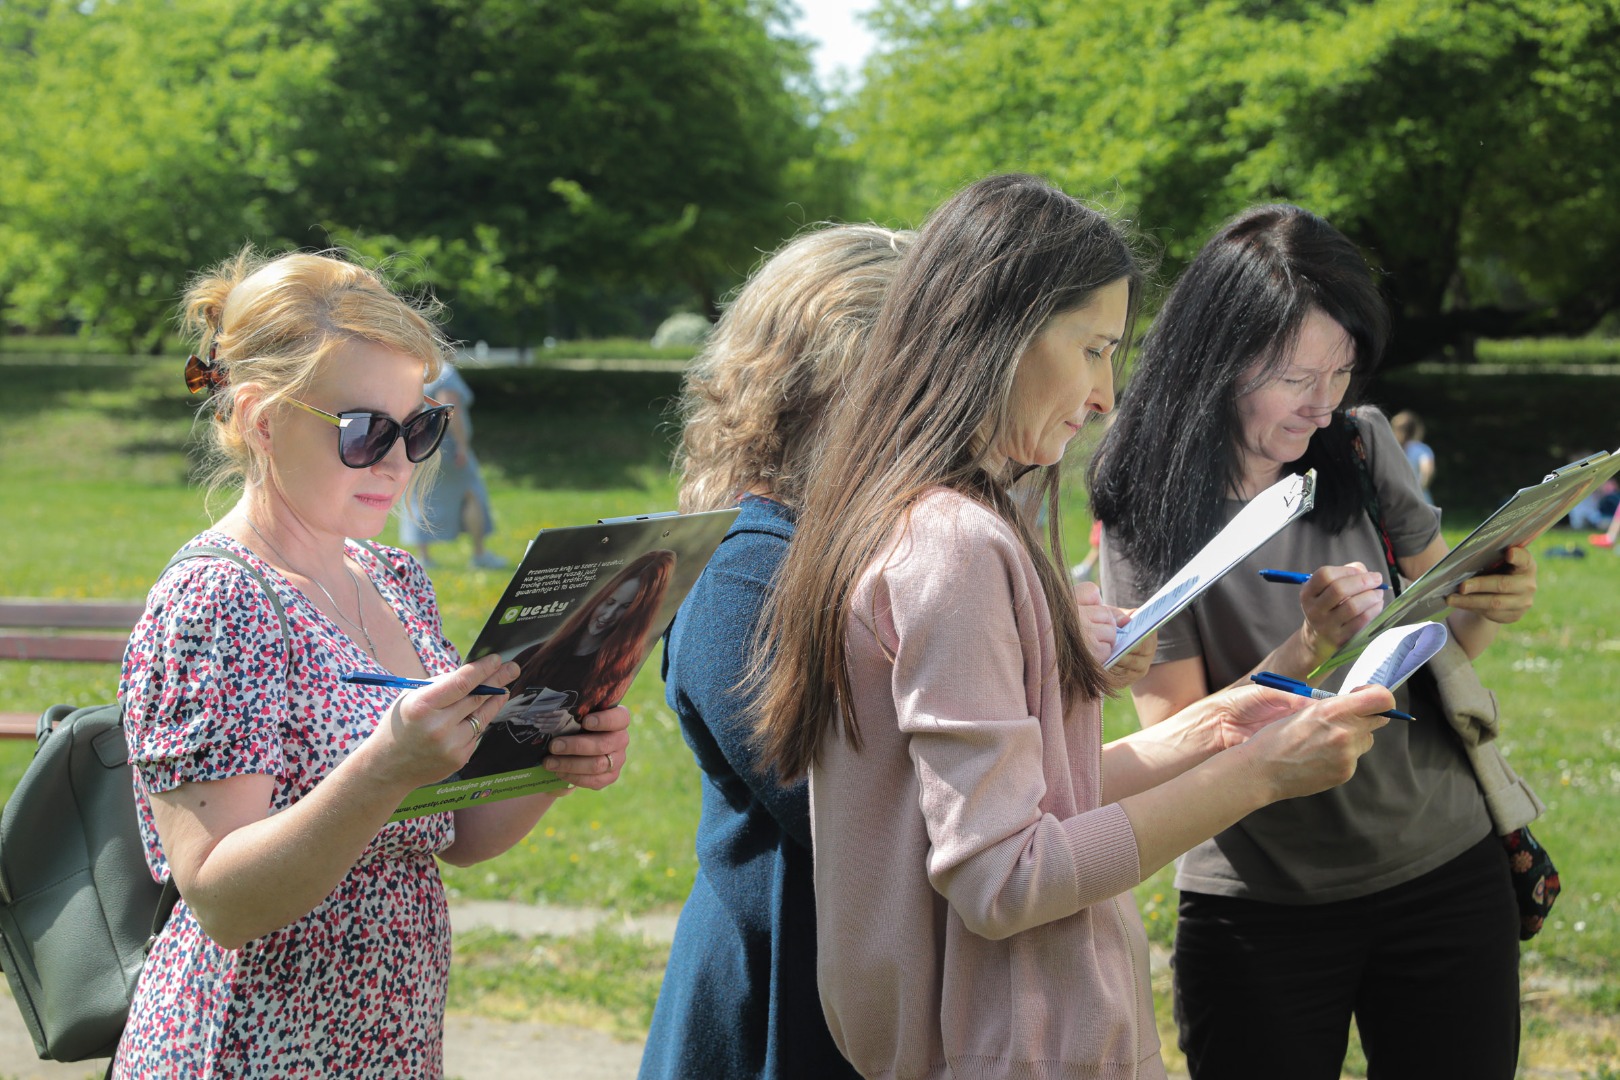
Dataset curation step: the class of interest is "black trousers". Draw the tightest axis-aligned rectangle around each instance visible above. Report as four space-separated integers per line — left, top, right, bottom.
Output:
1173 833 1521 1080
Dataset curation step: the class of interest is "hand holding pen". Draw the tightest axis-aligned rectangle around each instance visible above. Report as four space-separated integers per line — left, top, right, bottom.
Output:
1261 562 1390 660
1229 681 1393 801
1259 569 1389 589
343 655 523 789
343 672 510 696
1251 670 1415 721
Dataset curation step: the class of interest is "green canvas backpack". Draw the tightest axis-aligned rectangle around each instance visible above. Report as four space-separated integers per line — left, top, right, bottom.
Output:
0 546 288 1063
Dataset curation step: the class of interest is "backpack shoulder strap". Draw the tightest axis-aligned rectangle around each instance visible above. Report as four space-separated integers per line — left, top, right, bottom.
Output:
159 544 292 666
354 538 410 586
1340 409 1403 597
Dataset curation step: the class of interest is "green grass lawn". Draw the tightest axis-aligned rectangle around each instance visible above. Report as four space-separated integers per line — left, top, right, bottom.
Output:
1 355 1617 1076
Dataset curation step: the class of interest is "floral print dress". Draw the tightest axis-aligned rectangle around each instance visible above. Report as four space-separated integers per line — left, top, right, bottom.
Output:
114 532 461 1079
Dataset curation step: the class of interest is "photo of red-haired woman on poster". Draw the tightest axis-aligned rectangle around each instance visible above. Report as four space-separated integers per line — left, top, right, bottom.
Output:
458 549 676 780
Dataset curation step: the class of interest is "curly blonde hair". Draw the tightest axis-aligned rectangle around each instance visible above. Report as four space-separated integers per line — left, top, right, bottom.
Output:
180 247 450 512
674 224 914 513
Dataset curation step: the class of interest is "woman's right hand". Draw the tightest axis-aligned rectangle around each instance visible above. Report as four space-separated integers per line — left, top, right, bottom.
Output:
370 653 522 789
1298 561 1389 661
1238 683 1393 802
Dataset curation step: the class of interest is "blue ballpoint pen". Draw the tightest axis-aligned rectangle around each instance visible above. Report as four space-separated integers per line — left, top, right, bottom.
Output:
341 672 508 696
1258 568 1390 589
1250 670 1415 722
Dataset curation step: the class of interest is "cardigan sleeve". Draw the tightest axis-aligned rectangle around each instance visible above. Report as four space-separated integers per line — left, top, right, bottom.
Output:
868 500 1141 940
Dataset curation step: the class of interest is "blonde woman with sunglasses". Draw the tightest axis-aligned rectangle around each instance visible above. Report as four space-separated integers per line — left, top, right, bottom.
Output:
114 248 629 1079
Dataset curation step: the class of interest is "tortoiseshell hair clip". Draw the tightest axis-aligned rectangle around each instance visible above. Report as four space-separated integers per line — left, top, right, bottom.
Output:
184 343 227 395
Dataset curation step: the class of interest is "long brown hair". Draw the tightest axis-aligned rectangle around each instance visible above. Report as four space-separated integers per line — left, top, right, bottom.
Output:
513 549 676 715
752 174 1144 782
1088 204 1389 587
674 224 914 512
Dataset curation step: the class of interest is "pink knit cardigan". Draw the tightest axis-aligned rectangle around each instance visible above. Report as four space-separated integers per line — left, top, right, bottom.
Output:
810 489 1165 1080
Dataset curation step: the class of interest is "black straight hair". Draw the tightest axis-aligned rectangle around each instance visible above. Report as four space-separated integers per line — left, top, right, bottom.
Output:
1088 203 1390 589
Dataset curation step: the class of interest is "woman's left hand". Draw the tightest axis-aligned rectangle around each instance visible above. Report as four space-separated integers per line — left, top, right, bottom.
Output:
540 705 631 791
1105 622 1155 690
1203 684 1314 751
1446 544 1538 624
1075 581 1124 660
1076 581 1152 689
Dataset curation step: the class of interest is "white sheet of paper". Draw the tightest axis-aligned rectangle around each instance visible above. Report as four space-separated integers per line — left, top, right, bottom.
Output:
1340 622 1449 693
1106 470 1317 667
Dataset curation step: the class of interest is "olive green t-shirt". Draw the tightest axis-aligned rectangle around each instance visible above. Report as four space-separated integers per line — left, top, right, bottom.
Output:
1099 407 1492 903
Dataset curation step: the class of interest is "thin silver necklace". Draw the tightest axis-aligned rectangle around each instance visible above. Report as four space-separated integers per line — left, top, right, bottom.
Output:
244 517 380 660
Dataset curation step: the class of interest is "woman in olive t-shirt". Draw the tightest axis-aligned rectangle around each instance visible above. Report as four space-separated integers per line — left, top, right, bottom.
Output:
1089 204 1539 1080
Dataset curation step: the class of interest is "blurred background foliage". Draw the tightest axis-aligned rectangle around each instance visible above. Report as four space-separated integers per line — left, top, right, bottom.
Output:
1 0 1619 364
0 0 849 348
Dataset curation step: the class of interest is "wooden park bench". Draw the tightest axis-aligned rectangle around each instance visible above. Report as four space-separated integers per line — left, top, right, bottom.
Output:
0 598 145 738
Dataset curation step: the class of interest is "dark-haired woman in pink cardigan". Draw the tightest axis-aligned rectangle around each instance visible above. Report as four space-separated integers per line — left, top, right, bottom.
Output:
749 175 1398 1080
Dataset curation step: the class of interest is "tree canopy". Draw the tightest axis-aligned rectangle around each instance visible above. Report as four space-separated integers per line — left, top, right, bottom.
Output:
0 0 326 349
5 0 1617 357
844 0 1620 363
0 0 842 347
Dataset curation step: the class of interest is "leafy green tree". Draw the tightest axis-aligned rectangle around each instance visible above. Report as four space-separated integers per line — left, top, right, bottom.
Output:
844 0 1620 363
0 0 330 350
282 0 844 332
0 0 843 345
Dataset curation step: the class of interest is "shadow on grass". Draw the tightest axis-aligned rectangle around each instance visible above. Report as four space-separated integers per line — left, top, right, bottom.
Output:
3 358 688 494
0 357 150 416
7 356 1616 512
464 366 684 491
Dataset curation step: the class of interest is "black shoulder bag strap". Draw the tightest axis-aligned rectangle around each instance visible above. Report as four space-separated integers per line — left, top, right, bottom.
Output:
1340 409 1403 596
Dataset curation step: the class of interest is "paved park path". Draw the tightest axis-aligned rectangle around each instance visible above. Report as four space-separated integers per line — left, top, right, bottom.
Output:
0 900 671 1080
1 899 1595 1079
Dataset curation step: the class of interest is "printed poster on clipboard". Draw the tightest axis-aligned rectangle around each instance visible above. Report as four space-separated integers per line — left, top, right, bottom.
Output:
390 508 739 820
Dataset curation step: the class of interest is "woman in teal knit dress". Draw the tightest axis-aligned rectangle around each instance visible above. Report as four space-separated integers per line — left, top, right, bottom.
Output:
638 224 911 1080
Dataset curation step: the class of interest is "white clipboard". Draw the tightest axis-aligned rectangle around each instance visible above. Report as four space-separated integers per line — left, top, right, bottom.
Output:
1106 470 1318 667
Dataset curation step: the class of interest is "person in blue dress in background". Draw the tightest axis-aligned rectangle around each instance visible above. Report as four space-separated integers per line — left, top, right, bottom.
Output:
399 360 508 570
637 224 913 1080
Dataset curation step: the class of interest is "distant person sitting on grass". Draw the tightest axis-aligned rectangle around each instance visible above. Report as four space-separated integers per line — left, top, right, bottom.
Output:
1391 408 1435 503
399 359 508 570
1567 461 1620 546
1590 503 1620 549
114 247 629 1079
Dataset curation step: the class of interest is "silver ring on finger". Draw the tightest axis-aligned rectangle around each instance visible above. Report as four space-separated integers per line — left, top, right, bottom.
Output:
465 715 482 740
604 751 614 773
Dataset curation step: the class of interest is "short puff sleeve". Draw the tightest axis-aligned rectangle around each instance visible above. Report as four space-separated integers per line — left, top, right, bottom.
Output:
121 559 290 793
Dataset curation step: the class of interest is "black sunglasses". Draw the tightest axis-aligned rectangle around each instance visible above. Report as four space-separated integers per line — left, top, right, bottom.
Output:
287 396 454 469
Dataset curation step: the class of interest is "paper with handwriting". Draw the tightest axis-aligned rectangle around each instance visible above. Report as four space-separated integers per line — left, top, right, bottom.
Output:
1339 622 1450 693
